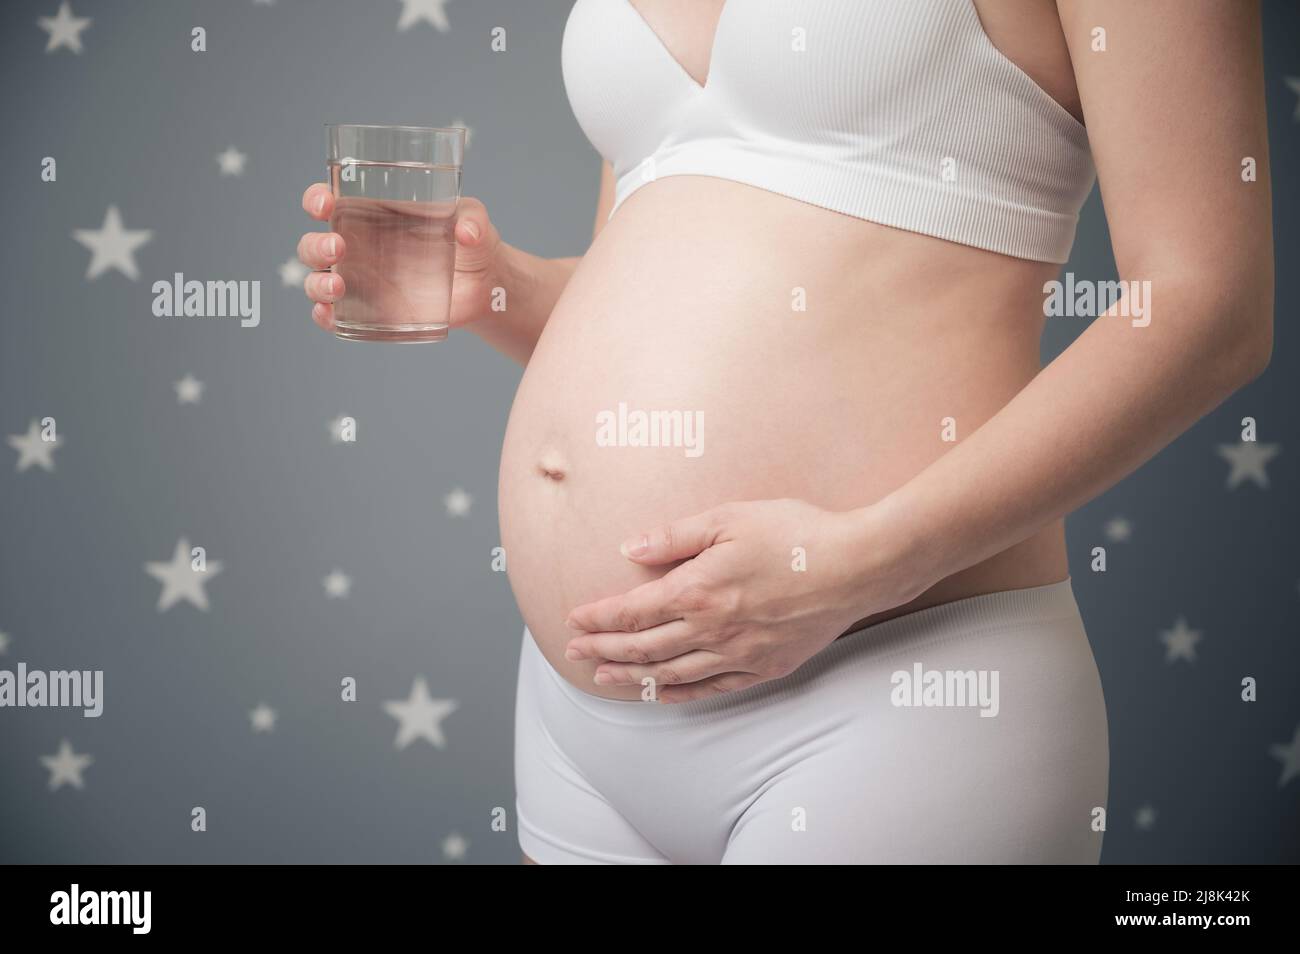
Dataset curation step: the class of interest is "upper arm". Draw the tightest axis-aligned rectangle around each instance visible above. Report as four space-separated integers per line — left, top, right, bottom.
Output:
1056 0 1272 304
592 160 616 242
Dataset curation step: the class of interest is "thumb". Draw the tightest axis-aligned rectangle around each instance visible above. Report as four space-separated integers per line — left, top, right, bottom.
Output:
453 198 497 272
620 509 723 565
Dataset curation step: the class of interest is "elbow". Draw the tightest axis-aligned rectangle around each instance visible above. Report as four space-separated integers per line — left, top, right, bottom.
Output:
1229 296 1274 387
1206 278 1274 392
1137 251 1274 395
1236 256 1275 384
1213 323 1272 400
1238 323 1273 384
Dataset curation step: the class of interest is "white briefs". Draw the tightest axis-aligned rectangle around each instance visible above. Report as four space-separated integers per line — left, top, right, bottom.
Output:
514 578 1109 864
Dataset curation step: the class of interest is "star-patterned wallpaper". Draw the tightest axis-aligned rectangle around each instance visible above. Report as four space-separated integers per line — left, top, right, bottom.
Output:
0 0 1297 865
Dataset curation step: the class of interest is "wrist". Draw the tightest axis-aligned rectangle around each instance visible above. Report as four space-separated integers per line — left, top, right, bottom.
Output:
465 241 528 335
836 492 938 612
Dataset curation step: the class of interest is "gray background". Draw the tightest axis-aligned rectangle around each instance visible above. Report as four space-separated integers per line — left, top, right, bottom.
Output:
0 0 1296 865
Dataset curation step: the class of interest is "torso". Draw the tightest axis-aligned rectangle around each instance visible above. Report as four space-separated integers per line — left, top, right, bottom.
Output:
499 0 1083 700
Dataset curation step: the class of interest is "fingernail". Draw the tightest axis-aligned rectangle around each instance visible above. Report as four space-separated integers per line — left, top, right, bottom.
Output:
620 536 648 558
593 672 613 686
565 647 585 661
462 219 479 241
325 236 337 258
314 194 326 215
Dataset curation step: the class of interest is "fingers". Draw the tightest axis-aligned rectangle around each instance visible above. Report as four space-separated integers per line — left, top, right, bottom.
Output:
657 672 764 705
298 187 343 323
297 231 345 270
565 576 682 634
619 508 725 565
304 270 345 304
591 650 728 690
311 302 335 331
565 620 694 663
302 183 334 221
298 229 345 328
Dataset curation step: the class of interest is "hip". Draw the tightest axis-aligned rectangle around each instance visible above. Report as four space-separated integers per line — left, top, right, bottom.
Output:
514 576 1109 864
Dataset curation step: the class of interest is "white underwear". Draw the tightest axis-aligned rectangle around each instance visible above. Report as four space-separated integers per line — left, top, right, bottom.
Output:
514 578 1108 864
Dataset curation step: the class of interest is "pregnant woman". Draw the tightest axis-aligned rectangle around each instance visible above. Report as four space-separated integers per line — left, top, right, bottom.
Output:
297 0 1272 864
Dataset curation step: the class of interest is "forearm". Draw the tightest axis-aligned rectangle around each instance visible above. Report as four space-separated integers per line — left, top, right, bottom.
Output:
467 243 581 366
860 281 1272 604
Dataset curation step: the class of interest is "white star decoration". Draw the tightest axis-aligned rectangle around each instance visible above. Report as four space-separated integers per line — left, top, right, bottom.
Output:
8 420 62 472
37 2 91 54
443 487 472 517
1216 440 1280 490
1270 725 1300 788
384 677 459 750
323 569 352 598
174 374 204 404
216 146 247 176
1287 77 1300 122
1159 617 1202 664
1103 517 1132 543
398 0 452 32
42 740 92 791
144 537 223 612
442 832 468 860
72 206 152 281
250 703 277 733
1134 804 1157 831
279 256 309 288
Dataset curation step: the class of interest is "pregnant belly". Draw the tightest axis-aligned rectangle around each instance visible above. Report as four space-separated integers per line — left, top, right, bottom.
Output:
499 177 1067 700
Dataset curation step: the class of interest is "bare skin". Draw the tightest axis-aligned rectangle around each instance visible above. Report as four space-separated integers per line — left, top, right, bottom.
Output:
298 0 1272 851
556 0 1272 701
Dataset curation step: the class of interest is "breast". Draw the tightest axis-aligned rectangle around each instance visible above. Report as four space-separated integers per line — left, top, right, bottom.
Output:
562 0 1093 263
498 176 1058 700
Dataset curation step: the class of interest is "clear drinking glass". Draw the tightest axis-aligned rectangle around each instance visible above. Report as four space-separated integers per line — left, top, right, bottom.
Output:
326 124 465 343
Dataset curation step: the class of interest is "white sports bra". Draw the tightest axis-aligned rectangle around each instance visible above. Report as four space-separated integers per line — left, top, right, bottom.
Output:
561 0 1095 263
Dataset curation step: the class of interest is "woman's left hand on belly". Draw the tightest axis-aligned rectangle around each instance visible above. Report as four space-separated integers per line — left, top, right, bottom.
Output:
563 498 922 703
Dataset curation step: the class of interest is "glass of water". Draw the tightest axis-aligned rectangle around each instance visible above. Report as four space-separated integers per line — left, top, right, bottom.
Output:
326 124 465 343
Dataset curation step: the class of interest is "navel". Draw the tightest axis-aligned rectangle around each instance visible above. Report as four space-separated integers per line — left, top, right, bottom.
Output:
536 449 567 482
